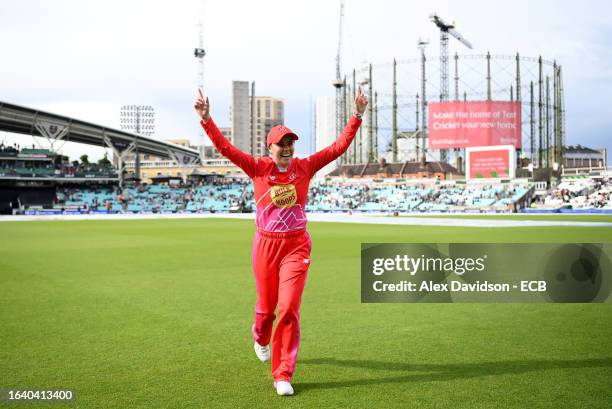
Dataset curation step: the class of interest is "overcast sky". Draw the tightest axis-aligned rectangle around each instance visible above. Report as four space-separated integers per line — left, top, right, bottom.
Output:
1 0 611 161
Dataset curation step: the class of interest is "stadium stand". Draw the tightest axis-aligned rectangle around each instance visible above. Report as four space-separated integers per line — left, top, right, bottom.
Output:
7 174 612 216
0 145 117 179
1 142 610 216
525 177 612 213
12 177 536 215
48 179 253 215
307 179 532 213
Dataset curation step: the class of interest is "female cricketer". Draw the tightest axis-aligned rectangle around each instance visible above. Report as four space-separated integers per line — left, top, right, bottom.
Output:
194 87 367 396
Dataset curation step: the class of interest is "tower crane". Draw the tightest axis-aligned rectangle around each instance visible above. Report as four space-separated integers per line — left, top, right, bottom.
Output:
430 13 473 162
333 0 345 138
430 12 473 102
194 0 206 90
194 0 206 161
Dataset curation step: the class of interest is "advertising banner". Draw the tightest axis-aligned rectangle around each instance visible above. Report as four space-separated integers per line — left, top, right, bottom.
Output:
466 145 515 179
428 101 521 149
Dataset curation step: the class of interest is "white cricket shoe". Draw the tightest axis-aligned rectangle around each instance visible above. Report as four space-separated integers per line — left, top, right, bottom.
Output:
274 381 294 396
253 341 270 362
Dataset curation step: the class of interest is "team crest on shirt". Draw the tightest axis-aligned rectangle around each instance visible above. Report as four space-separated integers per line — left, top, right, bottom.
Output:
270 184 297 208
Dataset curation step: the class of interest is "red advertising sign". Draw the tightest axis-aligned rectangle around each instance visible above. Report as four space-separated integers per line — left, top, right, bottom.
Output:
428 101 521 149
468 148 511 179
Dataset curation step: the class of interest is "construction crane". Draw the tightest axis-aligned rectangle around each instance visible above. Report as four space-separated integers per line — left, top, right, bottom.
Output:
194 0 206 90
194 0 206 161
333 0 345 139
418 38 429 162
430 13 473 162
430 12 473 102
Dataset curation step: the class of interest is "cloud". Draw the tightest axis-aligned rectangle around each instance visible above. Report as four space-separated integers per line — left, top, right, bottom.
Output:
1 0 611 162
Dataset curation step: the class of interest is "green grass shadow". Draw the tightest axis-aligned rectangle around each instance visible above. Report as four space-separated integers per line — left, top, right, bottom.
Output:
296 357 612 392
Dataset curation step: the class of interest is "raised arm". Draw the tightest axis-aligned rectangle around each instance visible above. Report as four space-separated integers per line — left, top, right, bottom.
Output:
306 87 368 176
194 89 258 178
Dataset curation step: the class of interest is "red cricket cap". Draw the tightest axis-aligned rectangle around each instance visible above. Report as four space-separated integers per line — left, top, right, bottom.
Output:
266 125 299 147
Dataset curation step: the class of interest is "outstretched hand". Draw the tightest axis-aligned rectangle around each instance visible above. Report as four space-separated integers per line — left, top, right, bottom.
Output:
354 86 368 115
194 89 210 121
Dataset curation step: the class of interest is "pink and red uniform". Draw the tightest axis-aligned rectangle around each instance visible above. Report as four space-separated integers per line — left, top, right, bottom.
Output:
201 116 362 382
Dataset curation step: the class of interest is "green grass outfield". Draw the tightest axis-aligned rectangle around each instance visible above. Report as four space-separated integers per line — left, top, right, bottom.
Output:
393 214 612 223
1 218 611 409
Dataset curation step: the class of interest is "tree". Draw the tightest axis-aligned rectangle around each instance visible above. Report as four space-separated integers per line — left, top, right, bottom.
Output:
80 154 89 164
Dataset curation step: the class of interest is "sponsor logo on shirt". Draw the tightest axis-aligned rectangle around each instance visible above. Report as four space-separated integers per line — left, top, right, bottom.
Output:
270 184 297 208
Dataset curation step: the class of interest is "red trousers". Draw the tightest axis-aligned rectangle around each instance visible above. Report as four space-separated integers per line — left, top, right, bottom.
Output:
251 229 312 382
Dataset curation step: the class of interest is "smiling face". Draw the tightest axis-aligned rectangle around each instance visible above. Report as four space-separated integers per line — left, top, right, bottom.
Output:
268 135 295 168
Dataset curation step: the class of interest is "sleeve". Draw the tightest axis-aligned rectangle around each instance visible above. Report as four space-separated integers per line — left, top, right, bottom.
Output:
201 117 258 178
305 115 362 177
